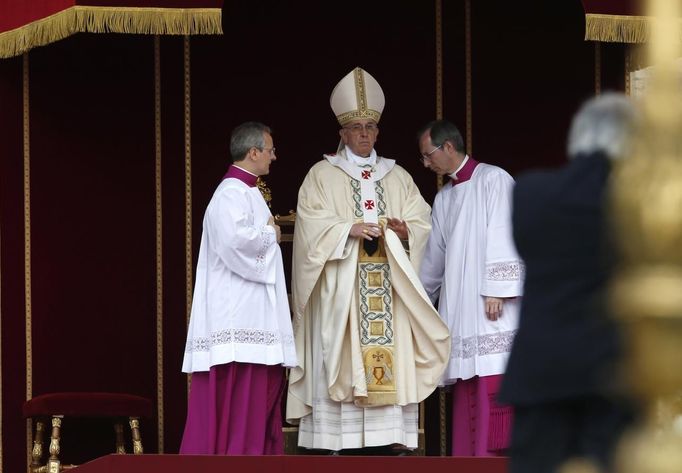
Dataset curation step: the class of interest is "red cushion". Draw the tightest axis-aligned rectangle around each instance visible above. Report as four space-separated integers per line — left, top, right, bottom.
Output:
23 392 152 418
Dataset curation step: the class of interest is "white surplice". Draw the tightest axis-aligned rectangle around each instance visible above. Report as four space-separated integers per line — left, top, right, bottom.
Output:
182 178 297 373
287 147 450 450
420 163 523 384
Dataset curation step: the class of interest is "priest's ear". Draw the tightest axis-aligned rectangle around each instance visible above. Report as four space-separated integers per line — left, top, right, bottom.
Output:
246 146 260 161
444 140 461 157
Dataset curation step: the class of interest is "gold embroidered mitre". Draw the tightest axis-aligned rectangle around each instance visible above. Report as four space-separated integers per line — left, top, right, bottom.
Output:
330 67 385 126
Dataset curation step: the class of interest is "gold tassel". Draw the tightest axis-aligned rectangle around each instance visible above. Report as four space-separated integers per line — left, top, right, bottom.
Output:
0 6 222 59
585 14 656 44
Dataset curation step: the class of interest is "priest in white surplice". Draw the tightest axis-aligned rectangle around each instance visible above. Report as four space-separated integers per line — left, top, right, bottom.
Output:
286 67 450 453
417 119 523 456
180 122 296 455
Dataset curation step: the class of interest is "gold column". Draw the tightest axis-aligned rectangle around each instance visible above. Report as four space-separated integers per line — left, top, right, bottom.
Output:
0 129 3 473
184 35 193 397
625 47 632 97
594 42 602 96
439 389 447 456
435 0 443 120
23 51 33 470
610 1 682 472
154 34 165 454
435 0 444 191
464 0 473 157
184 35 192 327
435 0 447 455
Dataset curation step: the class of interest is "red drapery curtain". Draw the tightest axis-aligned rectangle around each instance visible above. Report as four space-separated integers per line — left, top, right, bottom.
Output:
581 0 643 16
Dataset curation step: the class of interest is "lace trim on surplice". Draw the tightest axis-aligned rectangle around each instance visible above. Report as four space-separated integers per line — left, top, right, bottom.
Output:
486 261 524 281
185 328 295 353
255 226 273 273
451 330 517 359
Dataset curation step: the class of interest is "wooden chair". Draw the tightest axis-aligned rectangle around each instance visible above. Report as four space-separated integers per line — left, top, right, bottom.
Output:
23 392 152 472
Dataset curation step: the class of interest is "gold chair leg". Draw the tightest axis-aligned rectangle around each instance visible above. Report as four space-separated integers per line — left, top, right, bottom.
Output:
129 417 143 454
47 416 63 473
114 422 126 454
30 420 46 472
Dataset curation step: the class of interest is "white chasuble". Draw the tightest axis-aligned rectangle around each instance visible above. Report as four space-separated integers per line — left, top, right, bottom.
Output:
287 147 450 450
420 163 523 384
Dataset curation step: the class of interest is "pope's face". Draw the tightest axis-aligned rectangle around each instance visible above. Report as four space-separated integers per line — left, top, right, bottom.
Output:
340 119 379 157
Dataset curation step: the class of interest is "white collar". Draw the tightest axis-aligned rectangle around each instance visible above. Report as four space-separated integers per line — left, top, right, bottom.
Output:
449 154 469 180
346 146 377 168
232 164 258 177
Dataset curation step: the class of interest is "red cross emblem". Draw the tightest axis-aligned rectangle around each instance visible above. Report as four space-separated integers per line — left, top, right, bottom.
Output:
361 170 372 180
364 200 375 210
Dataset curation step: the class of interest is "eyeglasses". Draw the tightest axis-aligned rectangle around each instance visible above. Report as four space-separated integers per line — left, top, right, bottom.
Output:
257 146 276 155
420 143 444 162
343 123 379 134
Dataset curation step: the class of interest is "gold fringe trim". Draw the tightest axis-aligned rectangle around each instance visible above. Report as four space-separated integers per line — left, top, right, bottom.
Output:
0 6 222 58
585 14 653 44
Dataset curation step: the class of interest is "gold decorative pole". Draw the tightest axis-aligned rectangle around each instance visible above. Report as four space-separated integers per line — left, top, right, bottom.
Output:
154 34 165 454
610 1 682 472
435 0 444 192
594 42 601 96
23 50 34 471
184 35 193 399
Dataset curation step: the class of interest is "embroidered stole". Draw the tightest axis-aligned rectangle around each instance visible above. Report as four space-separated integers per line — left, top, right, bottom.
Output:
327 155 397 406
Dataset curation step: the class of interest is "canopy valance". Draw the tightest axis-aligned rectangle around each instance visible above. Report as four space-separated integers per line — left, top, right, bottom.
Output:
0 0 223 58
582 0 668 44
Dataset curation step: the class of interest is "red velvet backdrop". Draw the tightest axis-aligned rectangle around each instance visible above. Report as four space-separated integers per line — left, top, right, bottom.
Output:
0 0 74 31
0 0 625 470
581 0 643 16
0 54 26 473
205 0 442 214
471 0 594 174
158 35 191 457
29 33 158 464
0 0 223 32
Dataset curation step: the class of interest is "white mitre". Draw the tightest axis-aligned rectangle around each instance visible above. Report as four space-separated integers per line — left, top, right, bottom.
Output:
330 67 385 126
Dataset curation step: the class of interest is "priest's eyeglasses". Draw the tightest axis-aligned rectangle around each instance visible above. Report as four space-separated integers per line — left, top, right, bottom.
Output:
344 123 379 134
420 143 443 162
257 146 276 155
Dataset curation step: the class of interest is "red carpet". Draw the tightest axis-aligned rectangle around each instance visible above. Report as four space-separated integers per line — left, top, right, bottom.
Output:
73 454 508 473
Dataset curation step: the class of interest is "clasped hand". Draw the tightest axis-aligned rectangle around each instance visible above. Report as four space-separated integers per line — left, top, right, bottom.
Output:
349 222 381 240
349 218 409 241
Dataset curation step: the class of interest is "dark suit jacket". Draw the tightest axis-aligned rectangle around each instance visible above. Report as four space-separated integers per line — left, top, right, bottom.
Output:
498 152 624 406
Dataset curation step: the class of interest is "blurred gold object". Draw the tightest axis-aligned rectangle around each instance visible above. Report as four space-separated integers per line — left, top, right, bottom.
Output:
610 1 682 472
558 458 603 473
256 177 272 207
274 210 296 243
274 210 296 223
